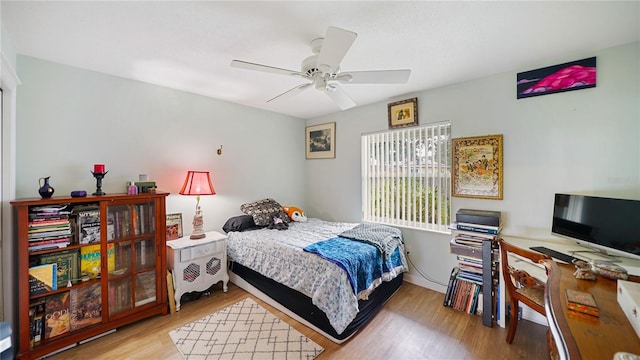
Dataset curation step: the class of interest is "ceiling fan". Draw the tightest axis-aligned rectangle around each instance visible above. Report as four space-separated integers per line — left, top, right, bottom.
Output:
230 26 411 110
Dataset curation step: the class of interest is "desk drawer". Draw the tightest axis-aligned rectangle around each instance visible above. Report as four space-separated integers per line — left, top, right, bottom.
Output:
618 280 640 339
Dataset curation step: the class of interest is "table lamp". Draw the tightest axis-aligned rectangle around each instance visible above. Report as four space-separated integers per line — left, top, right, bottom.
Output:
179 171 216 239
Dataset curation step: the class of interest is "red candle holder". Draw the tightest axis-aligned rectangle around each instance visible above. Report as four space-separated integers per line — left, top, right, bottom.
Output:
91 170 108 196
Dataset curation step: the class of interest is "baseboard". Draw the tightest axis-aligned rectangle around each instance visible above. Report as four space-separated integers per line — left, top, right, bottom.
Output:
403 272 447 294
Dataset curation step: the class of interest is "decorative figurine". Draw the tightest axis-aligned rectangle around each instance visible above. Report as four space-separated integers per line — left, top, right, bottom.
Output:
572 259 596 280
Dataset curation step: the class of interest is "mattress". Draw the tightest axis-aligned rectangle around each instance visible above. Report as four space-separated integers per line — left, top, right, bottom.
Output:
226 218 406 341
229 261 403 343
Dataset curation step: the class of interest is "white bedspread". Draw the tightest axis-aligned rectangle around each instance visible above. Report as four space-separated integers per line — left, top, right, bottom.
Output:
226 218 404 334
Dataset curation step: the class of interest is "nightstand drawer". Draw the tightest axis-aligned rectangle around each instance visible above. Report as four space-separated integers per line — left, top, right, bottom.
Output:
179 240 223 261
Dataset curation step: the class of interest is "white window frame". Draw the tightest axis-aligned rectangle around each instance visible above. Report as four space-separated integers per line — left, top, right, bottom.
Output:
361 121 451 233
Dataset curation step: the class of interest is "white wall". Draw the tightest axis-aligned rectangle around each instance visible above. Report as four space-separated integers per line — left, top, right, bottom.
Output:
306 42 640 291
1 28 20 328
15 56 308 232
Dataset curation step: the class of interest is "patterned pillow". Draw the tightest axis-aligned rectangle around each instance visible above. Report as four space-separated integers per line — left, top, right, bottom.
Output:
240 198 291 226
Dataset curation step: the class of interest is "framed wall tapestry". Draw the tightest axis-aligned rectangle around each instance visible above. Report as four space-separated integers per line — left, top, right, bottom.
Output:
517 57 596 99
388 97 418 129
452 134 503 199
166 213 183 240
306 122 336 159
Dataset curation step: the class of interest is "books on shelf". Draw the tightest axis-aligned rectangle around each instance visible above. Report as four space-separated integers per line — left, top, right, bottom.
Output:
443 267 483 314
44 292 70 339
107 209 132 240
28 204 72 251
81 244 115 278
135 272 157 306
39 250 80 289
70 283 102 331
447 209 501 326
29 299 46 348
76 206 101 244
456 222 502 235
29 263 57 295
566 289 600 317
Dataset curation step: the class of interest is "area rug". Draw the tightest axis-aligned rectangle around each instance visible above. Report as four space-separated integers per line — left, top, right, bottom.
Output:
169 298 324 360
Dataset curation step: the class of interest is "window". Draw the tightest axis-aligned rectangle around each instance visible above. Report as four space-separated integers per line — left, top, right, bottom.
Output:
361 122 451 232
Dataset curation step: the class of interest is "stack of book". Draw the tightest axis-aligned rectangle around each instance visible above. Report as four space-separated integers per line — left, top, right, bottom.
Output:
28 205 73 252
445 209 501 327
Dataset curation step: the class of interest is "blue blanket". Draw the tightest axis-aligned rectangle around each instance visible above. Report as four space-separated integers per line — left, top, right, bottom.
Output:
303 236 402 295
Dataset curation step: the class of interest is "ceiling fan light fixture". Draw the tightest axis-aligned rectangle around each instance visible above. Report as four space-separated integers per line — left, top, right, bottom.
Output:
314 76 327 91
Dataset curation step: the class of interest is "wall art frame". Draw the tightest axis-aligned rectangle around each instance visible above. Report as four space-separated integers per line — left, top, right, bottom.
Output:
388 97 418 129
166 213 183 240
452 134 503 200
517 57 596 99
305 122 336 159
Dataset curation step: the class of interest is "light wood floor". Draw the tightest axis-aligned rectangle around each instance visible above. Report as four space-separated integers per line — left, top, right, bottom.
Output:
47 282 549 359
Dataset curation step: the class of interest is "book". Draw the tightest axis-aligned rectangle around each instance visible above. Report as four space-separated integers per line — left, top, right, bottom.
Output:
455 209 501 227
566 289 599 317
29 263 57 295
44 292 71 339
29 299 46 348
81 244 115 277
70 283 102 331
135 272 157 306
452 228 497 240
81 244 101 277
39 250 79 288
456 223 501 235
76 207 101 244
443 267 459 306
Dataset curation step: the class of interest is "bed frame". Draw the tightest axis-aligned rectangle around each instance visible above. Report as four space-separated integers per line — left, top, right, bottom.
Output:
228 261 403 344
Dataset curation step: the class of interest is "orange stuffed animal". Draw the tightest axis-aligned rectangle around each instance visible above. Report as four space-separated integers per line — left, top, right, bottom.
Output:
282 206 307 222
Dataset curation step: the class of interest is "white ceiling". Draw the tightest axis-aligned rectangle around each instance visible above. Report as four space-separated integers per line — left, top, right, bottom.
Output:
2 1 639 119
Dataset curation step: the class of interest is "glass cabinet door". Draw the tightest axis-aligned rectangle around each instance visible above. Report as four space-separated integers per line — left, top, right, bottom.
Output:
106 201 157 317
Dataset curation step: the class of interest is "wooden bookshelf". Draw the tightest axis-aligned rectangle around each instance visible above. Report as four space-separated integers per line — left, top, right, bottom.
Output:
11 193 169 359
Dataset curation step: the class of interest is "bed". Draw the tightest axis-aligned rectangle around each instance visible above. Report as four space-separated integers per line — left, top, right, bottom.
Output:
225 213 407 343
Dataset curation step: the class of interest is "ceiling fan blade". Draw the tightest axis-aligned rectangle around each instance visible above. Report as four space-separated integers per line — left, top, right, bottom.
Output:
316 26 357 73
339 70 411 84
231 60 304 78
267 83 313 103
325 85 356 110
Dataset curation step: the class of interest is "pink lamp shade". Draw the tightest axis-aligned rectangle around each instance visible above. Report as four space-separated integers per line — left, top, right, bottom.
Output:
179 171 215 240
179 171 216 196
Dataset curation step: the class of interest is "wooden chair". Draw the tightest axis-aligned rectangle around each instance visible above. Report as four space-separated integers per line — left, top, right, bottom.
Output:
498 238 552 344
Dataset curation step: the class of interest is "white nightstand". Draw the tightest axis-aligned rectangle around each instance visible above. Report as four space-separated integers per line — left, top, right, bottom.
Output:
167 230 228 311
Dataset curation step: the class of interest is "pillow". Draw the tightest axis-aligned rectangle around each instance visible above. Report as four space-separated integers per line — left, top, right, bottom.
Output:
222 215 262 233
240 198 291 226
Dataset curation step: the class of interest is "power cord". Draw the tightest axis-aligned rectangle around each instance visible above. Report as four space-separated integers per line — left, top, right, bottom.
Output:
406 250 448 287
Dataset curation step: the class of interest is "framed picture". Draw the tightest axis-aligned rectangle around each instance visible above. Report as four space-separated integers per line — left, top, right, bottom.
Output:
517 57 596 99
388 97 418 129
166 213 183 240
306 122 336 159
452 134 503 200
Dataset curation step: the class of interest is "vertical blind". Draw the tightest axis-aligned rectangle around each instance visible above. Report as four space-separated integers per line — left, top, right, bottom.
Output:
361 122 451 232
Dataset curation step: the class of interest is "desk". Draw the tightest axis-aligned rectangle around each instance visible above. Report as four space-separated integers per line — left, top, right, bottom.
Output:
544 260 640 360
